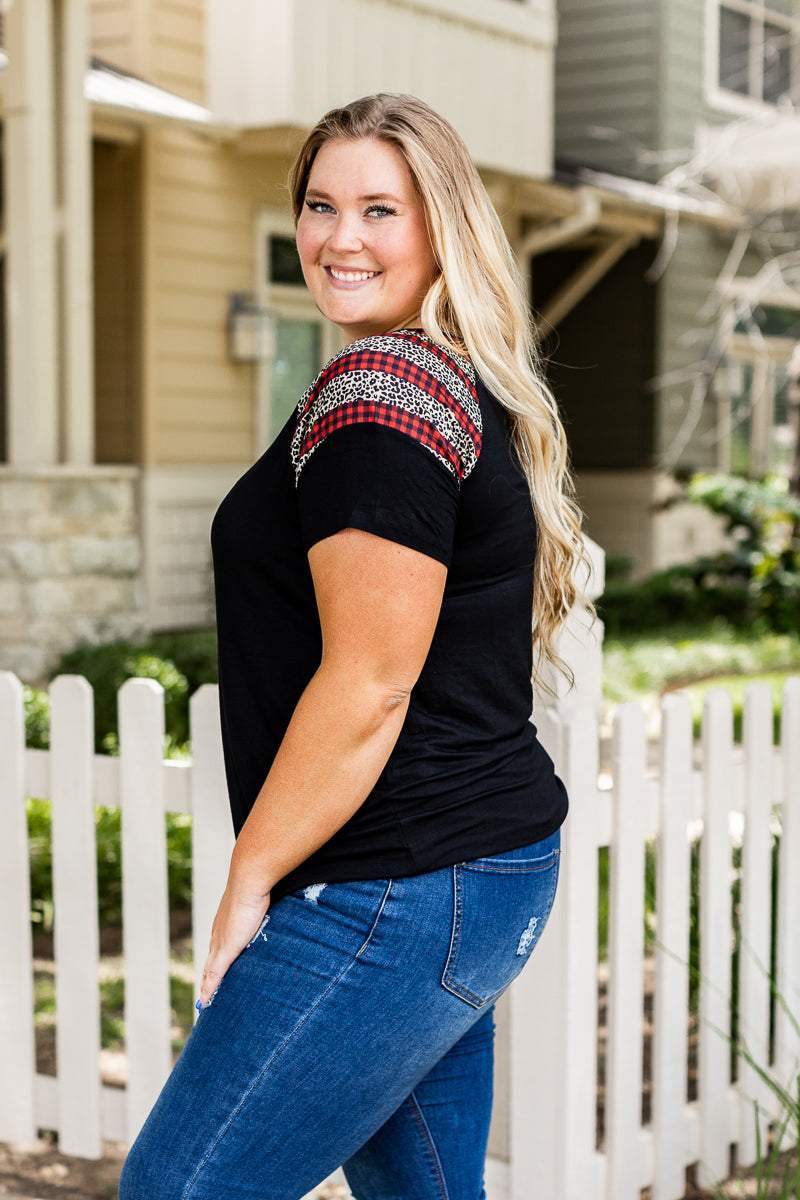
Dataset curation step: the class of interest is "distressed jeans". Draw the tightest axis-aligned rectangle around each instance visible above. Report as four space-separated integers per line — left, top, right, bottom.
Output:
118 829 560 1200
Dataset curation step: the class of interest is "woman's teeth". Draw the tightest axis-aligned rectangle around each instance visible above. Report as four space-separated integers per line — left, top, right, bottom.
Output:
329 268 378 282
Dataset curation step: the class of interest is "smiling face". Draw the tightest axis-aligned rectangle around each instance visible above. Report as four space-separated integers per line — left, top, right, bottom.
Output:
295 138 438 345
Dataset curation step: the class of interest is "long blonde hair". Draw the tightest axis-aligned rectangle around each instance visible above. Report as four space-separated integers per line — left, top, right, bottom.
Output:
289 93 589 685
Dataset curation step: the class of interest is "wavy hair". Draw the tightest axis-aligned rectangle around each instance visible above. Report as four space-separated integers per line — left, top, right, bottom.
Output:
289 93 590 686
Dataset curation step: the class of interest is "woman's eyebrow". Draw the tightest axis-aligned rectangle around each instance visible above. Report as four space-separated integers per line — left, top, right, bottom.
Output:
306 188 405 204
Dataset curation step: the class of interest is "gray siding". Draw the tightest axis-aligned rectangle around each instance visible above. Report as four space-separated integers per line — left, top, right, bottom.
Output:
555 0 660 179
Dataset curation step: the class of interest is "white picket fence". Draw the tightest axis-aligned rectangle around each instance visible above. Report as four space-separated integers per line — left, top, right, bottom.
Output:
2 670 800 1200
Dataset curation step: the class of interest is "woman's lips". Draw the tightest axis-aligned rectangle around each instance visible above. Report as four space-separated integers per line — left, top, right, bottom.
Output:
325 266 380 288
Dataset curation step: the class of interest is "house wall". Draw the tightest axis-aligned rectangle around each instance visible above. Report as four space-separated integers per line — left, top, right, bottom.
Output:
89 1 133 73
141 129 291 467
207 0 555 180
554 0 660 179
533 239 658 470
576 469 728 577
137 128 296 627
89 0 205 103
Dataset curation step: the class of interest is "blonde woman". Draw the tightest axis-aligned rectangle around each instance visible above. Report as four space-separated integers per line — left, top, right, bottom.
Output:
119 93 586 1200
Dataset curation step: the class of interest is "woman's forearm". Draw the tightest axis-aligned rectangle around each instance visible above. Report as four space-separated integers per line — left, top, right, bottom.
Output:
228 661 411 893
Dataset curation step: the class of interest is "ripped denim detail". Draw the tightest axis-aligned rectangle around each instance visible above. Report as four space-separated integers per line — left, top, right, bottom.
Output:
246 913 271 948
515 916 539 956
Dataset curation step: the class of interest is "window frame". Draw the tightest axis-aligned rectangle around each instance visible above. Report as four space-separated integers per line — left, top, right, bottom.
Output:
253 208 339 452
714 287 800 475
706 0 800 116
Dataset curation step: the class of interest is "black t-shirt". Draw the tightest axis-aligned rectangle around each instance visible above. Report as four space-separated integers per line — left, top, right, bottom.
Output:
210 329 567 901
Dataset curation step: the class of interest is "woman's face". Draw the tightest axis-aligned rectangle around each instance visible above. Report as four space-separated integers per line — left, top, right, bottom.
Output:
296 137 437 345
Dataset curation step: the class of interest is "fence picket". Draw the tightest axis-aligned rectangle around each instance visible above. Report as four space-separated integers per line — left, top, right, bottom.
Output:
776 678 800 1139
605 703 647 1200
189 685 235 1004
119 678 172 1141
560 709 603 1200
736 684 776 1164
652 693 693 1200
0 672 37 1146
698 689 735 1186
50 676 102 1157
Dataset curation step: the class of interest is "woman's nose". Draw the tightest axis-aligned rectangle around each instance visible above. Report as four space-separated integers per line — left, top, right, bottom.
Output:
326 214 364 254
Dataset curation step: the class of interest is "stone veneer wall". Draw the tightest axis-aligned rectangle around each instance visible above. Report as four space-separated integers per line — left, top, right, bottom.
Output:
0 467 145 682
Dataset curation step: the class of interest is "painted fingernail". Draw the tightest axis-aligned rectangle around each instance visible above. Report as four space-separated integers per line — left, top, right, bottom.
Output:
195 999 203 1012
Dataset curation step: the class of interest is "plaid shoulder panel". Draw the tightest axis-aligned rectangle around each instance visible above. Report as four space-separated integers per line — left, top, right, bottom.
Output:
290 330 482 485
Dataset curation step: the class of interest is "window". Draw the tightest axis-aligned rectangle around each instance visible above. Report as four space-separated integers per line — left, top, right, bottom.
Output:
717 1 800 106
254 212 339 451
715 304 800 475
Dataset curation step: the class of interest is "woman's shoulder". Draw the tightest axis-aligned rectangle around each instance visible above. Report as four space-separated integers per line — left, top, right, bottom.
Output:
291 329 483 483
311 328 477 403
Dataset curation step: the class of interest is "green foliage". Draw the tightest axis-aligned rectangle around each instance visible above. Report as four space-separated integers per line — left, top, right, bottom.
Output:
24 686 51 750
23 631 214 936
52 628 217 754
26 799 193 932
27 799 53 933
598 474 800 636
687 474 800 634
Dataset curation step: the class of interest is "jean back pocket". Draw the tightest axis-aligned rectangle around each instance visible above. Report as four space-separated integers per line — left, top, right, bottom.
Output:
441 833 560 1009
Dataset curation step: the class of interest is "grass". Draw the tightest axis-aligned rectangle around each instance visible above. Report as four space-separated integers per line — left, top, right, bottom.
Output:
603 622 800 711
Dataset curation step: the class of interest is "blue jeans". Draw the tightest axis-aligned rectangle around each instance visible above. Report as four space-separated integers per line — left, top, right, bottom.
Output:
118 830 560 1200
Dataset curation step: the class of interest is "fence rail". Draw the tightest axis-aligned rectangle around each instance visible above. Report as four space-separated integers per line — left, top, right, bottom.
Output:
2 670 800 1200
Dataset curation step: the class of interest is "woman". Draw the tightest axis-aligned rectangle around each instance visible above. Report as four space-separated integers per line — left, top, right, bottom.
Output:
119 93 586 1200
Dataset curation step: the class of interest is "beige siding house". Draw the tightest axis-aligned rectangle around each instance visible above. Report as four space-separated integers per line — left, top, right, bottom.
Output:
0 0 732 677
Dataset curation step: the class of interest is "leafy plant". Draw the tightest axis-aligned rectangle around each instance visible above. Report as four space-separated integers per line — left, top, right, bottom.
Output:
52 628 217 754
598 474 800 637
26 800 193 933
687 474 800 634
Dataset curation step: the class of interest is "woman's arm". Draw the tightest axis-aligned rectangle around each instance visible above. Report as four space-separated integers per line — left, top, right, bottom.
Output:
198 527 447 1007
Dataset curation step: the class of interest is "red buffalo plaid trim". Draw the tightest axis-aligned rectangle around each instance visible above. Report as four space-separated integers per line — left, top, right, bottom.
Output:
294 334 481 482
300 398 463 477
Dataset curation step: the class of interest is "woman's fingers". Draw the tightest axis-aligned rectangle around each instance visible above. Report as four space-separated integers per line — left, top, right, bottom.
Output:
197 961 226 1011
196 889 271 1011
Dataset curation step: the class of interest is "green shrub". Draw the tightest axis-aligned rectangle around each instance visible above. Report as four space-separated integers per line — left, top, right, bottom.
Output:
24 686 51 749
598 473 800 637
52 629 217 754
27 799 193 932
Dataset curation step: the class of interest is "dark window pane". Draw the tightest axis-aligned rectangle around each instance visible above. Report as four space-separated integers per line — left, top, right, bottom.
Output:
269 235 305 286
763 21 793 102
719 6 752 95
734 305 800 340
730 361 754 474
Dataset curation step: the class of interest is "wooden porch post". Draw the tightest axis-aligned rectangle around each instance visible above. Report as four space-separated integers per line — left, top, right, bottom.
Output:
4 0 94 467
4 0 60 465
60 0 95 466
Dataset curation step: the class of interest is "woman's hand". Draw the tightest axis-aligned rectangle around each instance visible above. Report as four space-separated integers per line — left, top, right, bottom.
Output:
198 874 271 1010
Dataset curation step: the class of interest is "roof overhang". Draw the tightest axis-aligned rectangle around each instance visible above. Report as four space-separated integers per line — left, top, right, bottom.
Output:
85 58 235 139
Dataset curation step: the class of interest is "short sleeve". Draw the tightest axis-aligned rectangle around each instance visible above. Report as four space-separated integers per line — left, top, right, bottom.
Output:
291 332 482 567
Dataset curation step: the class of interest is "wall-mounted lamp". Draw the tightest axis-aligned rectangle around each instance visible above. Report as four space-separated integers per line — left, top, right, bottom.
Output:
227 293 276 363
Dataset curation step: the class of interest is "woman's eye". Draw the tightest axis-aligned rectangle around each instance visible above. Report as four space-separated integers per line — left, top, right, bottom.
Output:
367 205 397 219
305 199 334 214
